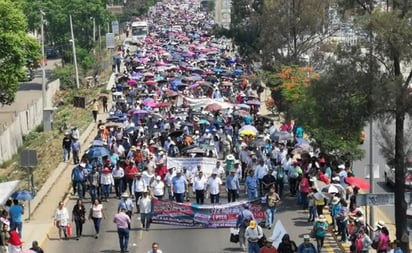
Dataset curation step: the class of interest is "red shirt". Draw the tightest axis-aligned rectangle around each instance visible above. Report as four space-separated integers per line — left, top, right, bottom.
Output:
124 164 138 179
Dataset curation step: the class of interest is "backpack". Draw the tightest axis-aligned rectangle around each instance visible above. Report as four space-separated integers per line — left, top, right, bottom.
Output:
73 167 84 182
355 236 364 252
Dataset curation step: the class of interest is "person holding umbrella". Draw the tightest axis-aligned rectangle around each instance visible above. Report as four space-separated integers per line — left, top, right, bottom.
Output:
9 199 24 238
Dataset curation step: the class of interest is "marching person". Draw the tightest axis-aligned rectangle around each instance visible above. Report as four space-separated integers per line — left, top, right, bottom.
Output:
113 207 131 253
226 168 241 202
171 169 188 203
112 163 125 199
193 170 207 204
260 238 278 253
151 176 165 200
206 170 223 204
72 199 86 240
54 201 70 240
132 172 147 213
266 186 280 229
138 189 152 231
89 198 105 239
245 220 264 253
147 242 163 253
297 235 317 253
118 192 134 229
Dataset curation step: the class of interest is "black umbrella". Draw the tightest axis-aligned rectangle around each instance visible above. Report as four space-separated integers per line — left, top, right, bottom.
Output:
168 130 184 138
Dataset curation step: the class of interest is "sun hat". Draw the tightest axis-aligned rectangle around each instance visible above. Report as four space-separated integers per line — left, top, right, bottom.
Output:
121 192 129 198
249 220 256 229
156 175 161 180
303 234 310 240
226 154 235 160
79 163 86 168
99 125 105 130
230 168 236 173
331 197 340 205
317 215 326 222
332 176 340 182
376 220 386 229
338 164 345 170
234 160 241 164
266 238 274 243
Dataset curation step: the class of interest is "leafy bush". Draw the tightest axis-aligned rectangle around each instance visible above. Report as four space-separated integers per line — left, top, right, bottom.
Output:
50 65 76 90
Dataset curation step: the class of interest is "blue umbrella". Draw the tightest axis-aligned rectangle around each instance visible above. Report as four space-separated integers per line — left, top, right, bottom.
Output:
91 140 105 146
11 190 34 201
87 146 110 158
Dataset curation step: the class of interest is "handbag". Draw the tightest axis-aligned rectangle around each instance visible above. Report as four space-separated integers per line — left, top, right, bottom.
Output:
230 228 240 243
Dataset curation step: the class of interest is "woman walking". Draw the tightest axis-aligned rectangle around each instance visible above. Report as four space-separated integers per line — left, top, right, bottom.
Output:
72 199 86 240
89 199 105 238
313 215 328 252
54 201 70 240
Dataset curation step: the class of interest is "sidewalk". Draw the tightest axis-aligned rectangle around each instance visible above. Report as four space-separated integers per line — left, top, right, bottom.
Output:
21 74 115 248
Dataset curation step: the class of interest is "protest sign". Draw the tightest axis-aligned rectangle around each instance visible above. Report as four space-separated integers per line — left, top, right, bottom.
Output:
167 157 217 177
152 199 265 228
271 220 287 247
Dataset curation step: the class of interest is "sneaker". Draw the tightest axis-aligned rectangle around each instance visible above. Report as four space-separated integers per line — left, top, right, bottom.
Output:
95 234 99 239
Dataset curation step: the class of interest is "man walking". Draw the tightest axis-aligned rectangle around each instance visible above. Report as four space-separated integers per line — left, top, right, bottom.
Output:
206 171 222 204
118 193 134 229
226 168 240 202
171 169 187 203
132 172 147 213
113 208 131 253
245 220 264 253
193 171 207 204
137 190 152 231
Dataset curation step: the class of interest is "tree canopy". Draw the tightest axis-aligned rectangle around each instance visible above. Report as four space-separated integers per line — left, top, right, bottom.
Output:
0 0 40 105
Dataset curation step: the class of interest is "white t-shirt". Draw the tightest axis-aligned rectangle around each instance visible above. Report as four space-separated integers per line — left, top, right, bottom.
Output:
151 180 165 196
207 176 222 195
55 207 70 226
90 204 104 218
193 176 207 191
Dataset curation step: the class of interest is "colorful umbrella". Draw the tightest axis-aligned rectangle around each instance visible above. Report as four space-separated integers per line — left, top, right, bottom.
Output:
11 190 34 201
86 146 110 158
127 79 138 86
239 125 258 134
145 80 157 85
345 176 371 190
239 129 257 136
132 110 149 115
204 103 223 112
198 119 210 125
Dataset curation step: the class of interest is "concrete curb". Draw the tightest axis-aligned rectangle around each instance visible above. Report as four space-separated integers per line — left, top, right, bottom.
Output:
29 122 96 218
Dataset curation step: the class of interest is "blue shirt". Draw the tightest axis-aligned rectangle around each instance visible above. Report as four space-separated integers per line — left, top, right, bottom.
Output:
245 176 258 190
110 153 120 165
226 174 239 190
9 204 24 223
172 176 187 194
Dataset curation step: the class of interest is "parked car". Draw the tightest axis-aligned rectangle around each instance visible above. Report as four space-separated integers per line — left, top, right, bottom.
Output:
384 160 412 189
20 67 34 82
46 48 59 59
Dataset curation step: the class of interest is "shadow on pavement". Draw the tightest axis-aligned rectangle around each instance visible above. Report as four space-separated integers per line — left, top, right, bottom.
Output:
18 82 42 91
222 247 242 252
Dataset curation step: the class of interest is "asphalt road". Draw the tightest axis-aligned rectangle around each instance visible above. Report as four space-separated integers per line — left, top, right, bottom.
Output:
42 188 344 253
353 121 412 233
0 59 60 129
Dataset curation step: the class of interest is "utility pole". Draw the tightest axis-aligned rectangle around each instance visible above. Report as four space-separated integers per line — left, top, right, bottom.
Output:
40 10 46 108
69 15 80 89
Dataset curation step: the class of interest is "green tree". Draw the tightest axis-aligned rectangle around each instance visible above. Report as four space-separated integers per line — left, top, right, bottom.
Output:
0 0 41 105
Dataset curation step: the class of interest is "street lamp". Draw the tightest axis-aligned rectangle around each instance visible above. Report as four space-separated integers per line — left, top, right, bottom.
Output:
69 15 80 89
90 17 96 43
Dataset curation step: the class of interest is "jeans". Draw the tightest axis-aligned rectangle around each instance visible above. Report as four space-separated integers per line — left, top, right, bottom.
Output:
89 185 99 202
227 189 237 202
114 178 124 197
11 221 22 238
63 148 70 161
92 217 102 235
102 184 111 199
338 219 348 241
315 236 325 252
195 190 205 204
74 218 84 237
248 241 260 253
140 213 151 230
289 178 298 195
308 206 316 221
210 193 220 204
275 179 284 197
247 189 257 200
300 192 309 209
266 207 276 228
72 150 80 164
73 181 85 198
134 192 143 211
174 192 185 203
117 227 129 252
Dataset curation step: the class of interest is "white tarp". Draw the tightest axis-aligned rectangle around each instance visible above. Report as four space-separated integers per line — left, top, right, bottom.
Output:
0 180 20 205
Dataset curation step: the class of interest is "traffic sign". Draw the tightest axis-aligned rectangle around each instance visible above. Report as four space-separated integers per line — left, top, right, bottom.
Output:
356 192 412 206
112 21 119 35
106 33 115 49
20 149 38 168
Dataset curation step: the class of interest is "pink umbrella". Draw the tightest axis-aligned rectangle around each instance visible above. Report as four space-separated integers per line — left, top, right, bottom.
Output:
154 102 170 108
145 80 157 86
143 72 155 78
127 79 137 86
144 101 157 107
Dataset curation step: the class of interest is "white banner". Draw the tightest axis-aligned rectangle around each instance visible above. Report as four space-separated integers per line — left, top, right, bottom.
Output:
167 157 217 177
271 220 287 248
